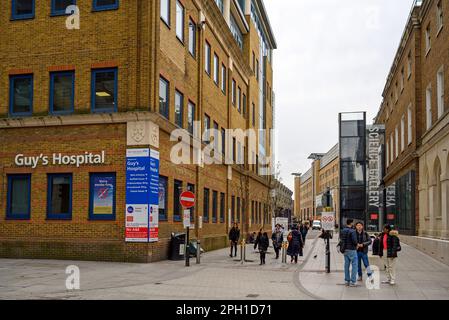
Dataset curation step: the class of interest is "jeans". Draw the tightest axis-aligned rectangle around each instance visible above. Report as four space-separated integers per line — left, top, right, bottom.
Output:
357 251 372 277
230 242 237 257
344 250 358 284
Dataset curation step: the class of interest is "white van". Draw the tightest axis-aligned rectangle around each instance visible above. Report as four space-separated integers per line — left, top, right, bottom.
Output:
312 220 322 230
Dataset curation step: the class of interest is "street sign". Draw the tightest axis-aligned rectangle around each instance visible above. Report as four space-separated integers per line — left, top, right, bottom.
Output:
180 191 195 209
183 210 191 228
321 212 335 231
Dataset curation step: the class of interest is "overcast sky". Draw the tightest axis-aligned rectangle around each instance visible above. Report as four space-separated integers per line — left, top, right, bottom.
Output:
264 0 415 193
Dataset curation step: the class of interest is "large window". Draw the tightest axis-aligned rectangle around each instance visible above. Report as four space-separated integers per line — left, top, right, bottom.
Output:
159 176 168 221
213 54 219 85
203 188 210 223
160 0 170 25
221 128 226 156
437 66 444 118
231 195 235 223
12 0 34 20
92 0 119 11
220 192 225 223
175 90 184 128
6 174 31 220
232 80 236 105
395 126 399 158
205 41 211 75
91 68 117 113
51 0 76 15
174 180 182 222
89 173 116 220
408 105 413 145
426 83 432 129
204 114 210 142
425 24 431 54
188 19 196 57
187 101 195 135
9 74 33 116
159 77 169 119
437 1 443 32
47 174 72 220
401 116 405 152
212 191 218 223
175 0 184 42
50 71 74 114
237 87 241 112
221 64 227 94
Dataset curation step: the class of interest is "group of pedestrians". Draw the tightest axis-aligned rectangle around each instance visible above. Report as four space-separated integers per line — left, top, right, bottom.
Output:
228 222 310 265
340 219 401 287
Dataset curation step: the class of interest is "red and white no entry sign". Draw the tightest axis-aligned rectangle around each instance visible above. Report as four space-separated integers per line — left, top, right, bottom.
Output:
180 191 195 208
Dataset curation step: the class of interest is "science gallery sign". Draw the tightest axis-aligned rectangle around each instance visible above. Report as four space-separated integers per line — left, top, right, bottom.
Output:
14 151 106 168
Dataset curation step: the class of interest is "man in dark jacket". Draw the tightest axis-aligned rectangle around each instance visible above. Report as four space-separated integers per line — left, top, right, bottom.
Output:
256 230 269 265
271 224 283 259
228 223 240 257
340 219 359 287
355 222 373 282
379 224 401 285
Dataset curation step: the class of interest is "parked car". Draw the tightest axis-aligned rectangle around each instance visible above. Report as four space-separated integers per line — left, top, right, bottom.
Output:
312 220 322 230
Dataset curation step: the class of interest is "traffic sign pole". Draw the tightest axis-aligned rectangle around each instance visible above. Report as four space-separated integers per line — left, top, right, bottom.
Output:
180 191 195 268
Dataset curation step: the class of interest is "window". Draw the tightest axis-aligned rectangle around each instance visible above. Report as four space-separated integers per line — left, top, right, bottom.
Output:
230 14 243 49
51 0 76 15
252 103 255 126
251 201 254 223
231 196 235 223
213 121 219 152
50 71 74 114
212 191 218 223
6 174 31 220
236 197 240 223
9 74 33 116
159 176 168 221
408 105 413 145
213 54 219 85
89 173 116 221
220 192 225 223
232 137 236 162
252 52 256 75
203 188 210 223
188 19 196 57
437 1 443 32
407 51 412 78
221 64 227 94
187 184 195 222
426 24 431 54
437 66 444 118
160 0 170 25
237 87 241 112
175 90 184 128
390 135 394 164
256 59 259 81
187 101 195 135
232 80 236 105
401 116 405 152
175 0 184 42
92 0 119 11
242 93 247 116
205 42 211 75
204 114 210 142
426 83 432 129
47 174 72 220
12 0 34 20
91 68 117 113
394 82 398 102
159 77 169 119
174 180 182 222
221 128 226 156
400 68 404 92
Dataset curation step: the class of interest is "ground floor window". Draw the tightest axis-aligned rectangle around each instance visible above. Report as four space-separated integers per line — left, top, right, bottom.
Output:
174 180 182 222
159 176 168 221
220 192 225 223
47 174 72 220
204 188 210 223
89 173 116 220
6 174 31 220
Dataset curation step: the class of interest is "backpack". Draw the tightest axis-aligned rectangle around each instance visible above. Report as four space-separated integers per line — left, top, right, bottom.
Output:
337 229 347 254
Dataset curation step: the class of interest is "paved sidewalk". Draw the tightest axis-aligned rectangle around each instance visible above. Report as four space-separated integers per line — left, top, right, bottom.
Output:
298 234 449 300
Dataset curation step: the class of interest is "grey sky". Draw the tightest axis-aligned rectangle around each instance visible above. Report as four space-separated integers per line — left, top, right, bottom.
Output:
264 0 415 193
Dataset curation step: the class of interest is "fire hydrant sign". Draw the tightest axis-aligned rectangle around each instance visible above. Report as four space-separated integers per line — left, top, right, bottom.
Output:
125 148 159 242
321 212 335 231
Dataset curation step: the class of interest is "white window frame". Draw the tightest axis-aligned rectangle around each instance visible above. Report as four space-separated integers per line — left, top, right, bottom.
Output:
437 66 444 118
407 104 413 145
175 0 184 42
401 115 405 152
160 0 170 25
213 54 219 85
205 42 211 75
426 83 433 129
437 1 443 34
425 25 431 55
390 135 394 163
221 64 226 93
395 126 399 158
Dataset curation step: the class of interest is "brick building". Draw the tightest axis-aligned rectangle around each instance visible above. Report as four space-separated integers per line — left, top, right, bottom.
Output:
295 144 340 223
0 0 277 262
375 0 448 263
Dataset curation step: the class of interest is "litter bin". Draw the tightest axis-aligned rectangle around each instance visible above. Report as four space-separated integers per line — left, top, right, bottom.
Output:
169 232 186 261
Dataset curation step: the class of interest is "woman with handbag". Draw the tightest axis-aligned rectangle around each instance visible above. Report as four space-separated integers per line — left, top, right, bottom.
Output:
286 225 304 264
378 224 401 285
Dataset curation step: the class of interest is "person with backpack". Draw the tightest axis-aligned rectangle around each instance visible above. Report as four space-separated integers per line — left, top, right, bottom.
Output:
355 222 373 282
228 223 240 258
339 219 359 287
378 224 401 285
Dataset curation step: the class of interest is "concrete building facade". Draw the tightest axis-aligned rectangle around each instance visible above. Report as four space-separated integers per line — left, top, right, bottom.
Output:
0 0 277 262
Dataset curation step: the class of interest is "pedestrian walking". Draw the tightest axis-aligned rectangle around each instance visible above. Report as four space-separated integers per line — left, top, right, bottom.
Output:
300 223 309 245
254 228 262 251
271 224 283 259
355 222 373 282
228 223 240 258
339 219 359 287
378 224 401 285
256 230 269 265
286 224 304 264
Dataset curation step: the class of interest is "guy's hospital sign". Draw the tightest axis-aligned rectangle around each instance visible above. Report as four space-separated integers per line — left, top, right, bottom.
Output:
15 151 106 169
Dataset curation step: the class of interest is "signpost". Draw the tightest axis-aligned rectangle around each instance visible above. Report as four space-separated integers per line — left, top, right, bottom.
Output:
180 191 195 267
